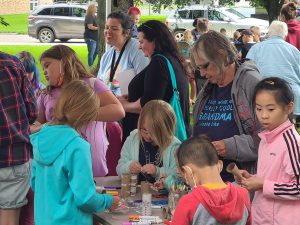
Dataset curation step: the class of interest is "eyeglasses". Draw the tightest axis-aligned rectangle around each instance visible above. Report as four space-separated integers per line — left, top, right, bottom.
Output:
197 62 210 71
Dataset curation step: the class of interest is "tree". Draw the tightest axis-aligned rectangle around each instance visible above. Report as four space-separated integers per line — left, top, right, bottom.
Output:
249 0 285 23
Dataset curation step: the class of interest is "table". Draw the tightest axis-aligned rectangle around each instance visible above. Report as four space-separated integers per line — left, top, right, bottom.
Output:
94 176 166 225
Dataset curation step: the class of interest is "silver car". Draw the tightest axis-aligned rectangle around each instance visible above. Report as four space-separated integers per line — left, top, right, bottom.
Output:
28 3 87 43
166 5 269 41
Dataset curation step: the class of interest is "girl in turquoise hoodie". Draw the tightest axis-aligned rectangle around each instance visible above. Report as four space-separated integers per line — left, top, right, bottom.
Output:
30 80 119 225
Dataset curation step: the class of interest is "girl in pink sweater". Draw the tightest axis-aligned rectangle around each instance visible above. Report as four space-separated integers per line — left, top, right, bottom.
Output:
237 77 300 225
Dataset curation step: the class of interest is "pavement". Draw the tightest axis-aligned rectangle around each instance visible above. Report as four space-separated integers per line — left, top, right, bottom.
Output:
0 34 85 45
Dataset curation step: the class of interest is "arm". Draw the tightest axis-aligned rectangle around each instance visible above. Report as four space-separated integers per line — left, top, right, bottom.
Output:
263 145 300 200
87 23 98 30
21 68 38 124
118 96 141 114
66 139 113 213
98 90 125 122
86 16 98 31
30 160 37 192
116 132 137 176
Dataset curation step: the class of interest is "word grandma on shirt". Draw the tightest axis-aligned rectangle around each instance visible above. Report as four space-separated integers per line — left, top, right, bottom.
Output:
199 99 234 127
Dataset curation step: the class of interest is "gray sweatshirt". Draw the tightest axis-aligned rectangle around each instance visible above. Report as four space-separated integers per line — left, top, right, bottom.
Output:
193 61 262 173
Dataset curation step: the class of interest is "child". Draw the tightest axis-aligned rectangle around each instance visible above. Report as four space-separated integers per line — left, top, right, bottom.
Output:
30 80 119 225
182 61 197 105
236 77 300 225
16 51 45 97
116 100 180 188
172 136 251 225
127 6 141 38
35 45 124 177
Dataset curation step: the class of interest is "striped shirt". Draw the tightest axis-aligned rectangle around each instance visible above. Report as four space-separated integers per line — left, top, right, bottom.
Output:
0 52 37 168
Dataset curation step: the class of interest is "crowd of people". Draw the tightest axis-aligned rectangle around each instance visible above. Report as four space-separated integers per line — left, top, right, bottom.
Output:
1 2 300 225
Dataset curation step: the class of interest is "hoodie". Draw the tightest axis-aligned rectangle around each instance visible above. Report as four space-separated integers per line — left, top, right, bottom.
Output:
193 61 262 174
172 183 251 225
286 19 300 51
30 124 113 225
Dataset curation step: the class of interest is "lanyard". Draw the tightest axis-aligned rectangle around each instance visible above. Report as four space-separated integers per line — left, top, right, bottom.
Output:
109 38 130 82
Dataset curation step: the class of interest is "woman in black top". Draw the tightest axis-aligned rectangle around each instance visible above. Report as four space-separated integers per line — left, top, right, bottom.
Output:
118 20 190 142
84 4 98 68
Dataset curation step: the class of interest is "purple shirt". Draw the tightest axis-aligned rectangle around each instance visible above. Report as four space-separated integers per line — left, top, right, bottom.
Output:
38 78 110 176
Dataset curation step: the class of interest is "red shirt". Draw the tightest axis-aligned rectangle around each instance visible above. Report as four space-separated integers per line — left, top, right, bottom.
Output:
0 52 37 168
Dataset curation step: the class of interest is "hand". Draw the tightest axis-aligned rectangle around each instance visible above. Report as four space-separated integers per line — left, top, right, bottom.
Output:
117 94 128 102
212 140 226 157
154 174 167 190
241 176 264 192
234 170 251 185
141 164 157 176
129 161 141 174
30 122 43 134
109 196 120 210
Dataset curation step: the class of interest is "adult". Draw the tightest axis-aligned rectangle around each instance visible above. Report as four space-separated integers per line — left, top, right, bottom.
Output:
97 11 149 96
16 51 45 97
247 20 300 126
191 31 262 182
280 2 300 50
127 6 141 38
240 29 256 60
84 4 99 68
191 18 200 41
250 26 261 43
118 20 190 142
36 45 125 177
0 52 37 225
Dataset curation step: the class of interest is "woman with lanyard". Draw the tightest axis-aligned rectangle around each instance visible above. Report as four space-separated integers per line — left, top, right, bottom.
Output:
97 11 149 96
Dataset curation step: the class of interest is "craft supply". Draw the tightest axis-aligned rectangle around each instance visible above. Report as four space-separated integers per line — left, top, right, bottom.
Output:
122 222 150 225
142 193 152 216
128 215 163 224
121 173 131 199
226 163 243 180
141 181 150 194
104 190 119 196
131 174 137 196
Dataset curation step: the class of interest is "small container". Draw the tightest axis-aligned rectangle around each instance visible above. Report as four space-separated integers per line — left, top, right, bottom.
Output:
142 193 152 216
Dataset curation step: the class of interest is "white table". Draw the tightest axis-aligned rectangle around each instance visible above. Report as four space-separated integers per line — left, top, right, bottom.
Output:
94 176 166 225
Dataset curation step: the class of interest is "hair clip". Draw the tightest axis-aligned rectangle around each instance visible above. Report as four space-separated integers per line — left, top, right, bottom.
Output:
265 80 275 85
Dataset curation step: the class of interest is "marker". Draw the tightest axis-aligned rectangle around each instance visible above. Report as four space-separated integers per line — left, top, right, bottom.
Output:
104 190 119 196
104 186 121 189
122 222 150 225
128 215 163 224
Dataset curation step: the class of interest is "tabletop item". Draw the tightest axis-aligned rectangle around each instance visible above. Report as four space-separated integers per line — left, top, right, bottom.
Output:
226 163 243 180
122 222 150 225
142 193 152 216
121 173 131 199
141 181 150 194
131 174 138 196
129 215 163 224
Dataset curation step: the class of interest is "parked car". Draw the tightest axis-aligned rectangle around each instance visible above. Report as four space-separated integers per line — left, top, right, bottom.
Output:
166 5 269 41
28 3 87 43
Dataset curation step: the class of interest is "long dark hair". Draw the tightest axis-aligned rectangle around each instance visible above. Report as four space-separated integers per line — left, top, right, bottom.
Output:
138 20 184 63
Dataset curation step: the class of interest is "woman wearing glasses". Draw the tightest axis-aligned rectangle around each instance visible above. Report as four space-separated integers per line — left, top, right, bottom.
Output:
191 31 262 182
118 20 190 142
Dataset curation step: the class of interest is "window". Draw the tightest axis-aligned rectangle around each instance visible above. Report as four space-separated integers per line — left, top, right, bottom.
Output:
53 7 70 16
177 10 189 19
71 7 86 17
37 7 52 15
208 10 226 21
191 10 204 19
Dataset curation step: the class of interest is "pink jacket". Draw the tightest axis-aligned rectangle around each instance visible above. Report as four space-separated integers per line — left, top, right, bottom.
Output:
252 120 300 225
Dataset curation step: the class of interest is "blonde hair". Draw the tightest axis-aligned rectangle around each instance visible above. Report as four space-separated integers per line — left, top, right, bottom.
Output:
52 80 100 131
138 100 176 153
87 4 96 17
183 30 193 43
40 45 92 93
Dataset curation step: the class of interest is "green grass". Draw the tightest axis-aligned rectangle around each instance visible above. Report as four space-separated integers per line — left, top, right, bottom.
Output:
0 45 89 84
0 14 167 34
140 15 167 23
0 14 28 34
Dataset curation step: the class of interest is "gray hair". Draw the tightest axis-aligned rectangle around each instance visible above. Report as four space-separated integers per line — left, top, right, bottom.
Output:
268 21 288 39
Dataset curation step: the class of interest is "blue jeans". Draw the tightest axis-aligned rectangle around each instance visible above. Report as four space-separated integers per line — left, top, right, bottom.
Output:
85 38 99 67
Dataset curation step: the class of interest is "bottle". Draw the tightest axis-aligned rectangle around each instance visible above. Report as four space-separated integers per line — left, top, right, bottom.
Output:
141 193 152 216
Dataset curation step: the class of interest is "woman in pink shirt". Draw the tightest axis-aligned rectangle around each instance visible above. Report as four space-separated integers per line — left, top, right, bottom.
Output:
236 77 300 225
34 45 125 177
